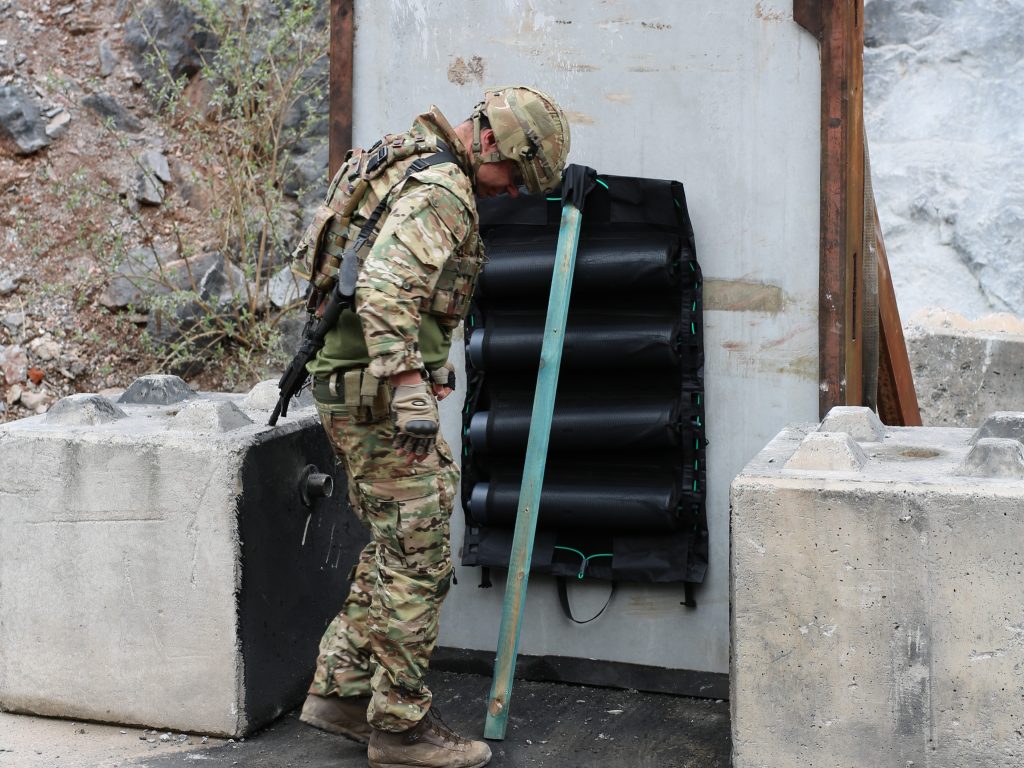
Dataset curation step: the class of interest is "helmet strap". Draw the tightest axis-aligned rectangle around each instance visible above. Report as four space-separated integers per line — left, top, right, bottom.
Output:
470 111 504 172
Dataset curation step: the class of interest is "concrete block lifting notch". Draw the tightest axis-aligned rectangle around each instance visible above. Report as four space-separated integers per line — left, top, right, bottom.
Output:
731 409 1024 768
0 375 352 737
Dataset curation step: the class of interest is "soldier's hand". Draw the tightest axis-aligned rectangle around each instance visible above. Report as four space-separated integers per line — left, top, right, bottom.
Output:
391 382 439 460
429 362 456 401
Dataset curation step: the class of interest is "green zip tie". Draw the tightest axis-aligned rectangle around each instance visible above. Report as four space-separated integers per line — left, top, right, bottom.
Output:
596 178 609 190
689 262 695 272
674 199 681 209
554 546 613 579
695 438 700 450
693 480 699 492
697 394 701 406
694 459 699 470
546 196 560 201
696 416 702 427
691 322 696 335
692 300 697 311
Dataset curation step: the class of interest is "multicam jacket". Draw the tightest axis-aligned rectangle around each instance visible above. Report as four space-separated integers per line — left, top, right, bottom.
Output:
303 107 483 382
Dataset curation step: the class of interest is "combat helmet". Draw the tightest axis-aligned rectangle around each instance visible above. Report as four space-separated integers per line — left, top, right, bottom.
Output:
470 86 570 194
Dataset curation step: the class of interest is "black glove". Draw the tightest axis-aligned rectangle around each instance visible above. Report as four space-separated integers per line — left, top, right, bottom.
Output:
561 164 598 211
429 362 456 393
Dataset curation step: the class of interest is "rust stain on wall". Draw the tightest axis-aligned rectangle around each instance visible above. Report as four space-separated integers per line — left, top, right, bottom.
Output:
605 92 632 103
754 2 788 22
704 279 785 313
447 56 485 86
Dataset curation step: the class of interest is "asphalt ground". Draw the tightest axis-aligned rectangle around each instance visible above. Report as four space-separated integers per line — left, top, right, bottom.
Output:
1 670 730 768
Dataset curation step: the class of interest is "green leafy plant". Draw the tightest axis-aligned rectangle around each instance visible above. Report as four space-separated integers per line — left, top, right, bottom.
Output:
97 0 328 384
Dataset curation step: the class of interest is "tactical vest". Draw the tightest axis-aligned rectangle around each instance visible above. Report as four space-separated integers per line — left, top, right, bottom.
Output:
291 132 484 330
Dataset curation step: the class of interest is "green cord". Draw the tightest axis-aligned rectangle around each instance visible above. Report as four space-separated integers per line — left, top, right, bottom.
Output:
596 178 609 190
546 196 560 201
555 546 613 579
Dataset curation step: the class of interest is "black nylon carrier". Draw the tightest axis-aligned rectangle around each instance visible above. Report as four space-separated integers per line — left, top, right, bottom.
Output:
461 175 708 591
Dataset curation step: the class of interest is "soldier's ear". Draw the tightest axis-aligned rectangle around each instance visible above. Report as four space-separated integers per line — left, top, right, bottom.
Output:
479 127 499 153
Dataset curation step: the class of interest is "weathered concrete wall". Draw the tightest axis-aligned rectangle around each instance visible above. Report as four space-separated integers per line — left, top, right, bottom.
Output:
0 379 354 737
906 309 1024 427
731 408 1024 767
359 0 822 682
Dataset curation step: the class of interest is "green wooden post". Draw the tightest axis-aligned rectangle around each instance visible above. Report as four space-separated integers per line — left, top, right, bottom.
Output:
483 202 583 740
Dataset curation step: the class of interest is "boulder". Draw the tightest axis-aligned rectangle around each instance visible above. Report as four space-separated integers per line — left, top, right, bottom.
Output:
0 84 50 155
82 92 143 133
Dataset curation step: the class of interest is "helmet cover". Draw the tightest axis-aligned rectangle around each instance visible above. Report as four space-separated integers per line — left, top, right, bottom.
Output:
472 85 570 194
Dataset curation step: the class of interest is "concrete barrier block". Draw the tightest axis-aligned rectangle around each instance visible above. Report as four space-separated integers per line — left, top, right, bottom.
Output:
783 431 867 472
971 411 1024 444
906 311 1024 427
168 399 253 433
0 378 365 737
818 405 886 442
44 393 127 426
732 417 1024 768
242 378 314 411
958 437 1024 479
118 374 196 405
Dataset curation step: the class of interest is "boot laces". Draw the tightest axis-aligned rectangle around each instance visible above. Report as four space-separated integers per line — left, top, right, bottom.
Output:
425 707 469 746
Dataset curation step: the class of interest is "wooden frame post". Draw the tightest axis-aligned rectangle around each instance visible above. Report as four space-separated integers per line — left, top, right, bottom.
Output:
329 0 354 178
796 0 866 418
875 206 922 426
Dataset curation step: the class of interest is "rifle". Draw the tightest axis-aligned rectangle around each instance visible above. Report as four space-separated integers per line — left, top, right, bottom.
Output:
267 249 359 426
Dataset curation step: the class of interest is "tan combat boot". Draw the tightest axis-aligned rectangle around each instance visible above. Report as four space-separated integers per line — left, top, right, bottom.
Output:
299 692 373 743
367 708 492 768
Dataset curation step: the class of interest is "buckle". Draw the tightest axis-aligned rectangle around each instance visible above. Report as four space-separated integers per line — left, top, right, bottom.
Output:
365 144 389 173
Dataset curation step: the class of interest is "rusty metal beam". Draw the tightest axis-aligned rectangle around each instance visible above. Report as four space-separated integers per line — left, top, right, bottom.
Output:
875 206 922 426
805 0 866 418
329 0 354 178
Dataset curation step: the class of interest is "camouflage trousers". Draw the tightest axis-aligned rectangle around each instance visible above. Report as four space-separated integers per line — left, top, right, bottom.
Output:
309 397 460 732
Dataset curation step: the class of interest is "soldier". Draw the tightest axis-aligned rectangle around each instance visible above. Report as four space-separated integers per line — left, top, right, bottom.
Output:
293 86 570 768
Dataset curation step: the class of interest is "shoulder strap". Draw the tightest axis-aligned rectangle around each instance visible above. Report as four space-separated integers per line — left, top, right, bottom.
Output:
336 144 460 299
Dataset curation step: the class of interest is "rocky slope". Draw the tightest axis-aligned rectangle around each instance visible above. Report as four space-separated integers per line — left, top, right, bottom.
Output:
0 0 326 422
865 0 1024 321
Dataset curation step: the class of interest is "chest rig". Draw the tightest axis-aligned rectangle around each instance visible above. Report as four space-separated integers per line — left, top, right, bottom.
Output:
291 132 484 330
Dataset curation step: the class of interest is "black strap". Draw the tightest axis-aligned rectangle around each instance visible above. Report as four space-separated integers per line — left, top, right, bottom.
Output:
557 577 617 624
479 566 492 588
337 145 459 299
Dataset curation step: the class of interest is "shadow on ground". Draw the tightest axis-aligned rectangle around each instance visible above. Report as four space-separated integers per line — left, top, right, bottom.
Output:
130 670 730 768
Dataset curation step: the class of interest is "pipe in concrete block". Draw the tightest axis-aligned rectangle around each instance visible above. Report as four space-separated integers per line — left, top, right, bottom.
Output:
300 464 334 507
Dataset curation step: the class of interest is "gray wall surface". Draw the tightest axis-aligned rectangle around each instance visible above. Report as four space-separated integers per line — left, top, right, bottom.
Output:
355 1 821 678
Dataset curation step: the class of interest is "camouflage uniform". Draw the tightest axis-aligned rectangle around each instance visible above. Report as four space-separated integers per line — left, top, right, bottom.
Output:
305 107 480 732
